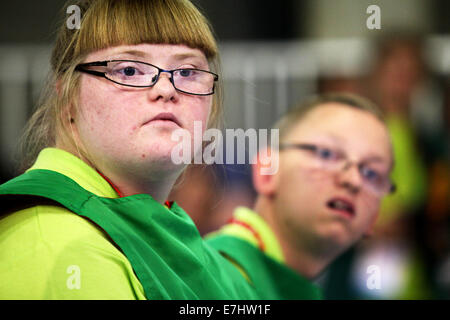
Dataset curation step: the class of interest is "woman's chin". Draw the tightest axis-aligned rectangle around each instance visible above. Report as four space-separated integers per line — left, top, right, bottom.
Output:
104 141 191 178
139 148 188 171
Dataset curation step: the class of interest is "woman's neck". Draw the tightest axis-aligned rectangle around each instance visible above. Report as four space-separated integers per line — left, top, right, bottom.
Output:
54 140 181 203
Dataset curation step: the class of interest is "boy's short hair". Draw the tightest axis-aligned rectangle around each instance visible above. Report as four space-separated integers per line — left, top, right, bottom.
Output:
274 92 385 142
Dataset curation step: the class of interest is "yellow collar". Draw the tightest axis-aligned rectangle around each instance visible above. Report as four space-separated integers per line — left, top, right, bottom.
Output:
27 148 119 198
216 207 285 264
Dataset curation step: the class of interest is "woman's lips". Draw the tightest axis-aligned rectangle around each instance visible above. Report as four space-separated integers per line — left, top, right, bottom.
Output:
144 112 181 127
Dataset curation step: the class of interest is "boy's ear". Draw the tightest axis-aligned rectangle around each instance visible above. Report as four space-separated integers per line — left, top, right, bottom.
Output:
363 212 379 237
251 147 279 198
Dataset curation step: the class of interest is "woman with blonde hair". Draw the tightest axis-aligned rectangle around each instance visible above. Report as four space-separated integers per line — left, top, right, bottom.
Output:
0 0 256 300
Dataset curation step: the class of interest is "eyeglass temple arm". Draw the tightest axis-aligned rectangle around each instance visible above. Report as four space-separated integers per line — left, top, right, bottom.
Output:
75 68 106 77
75 61 109 77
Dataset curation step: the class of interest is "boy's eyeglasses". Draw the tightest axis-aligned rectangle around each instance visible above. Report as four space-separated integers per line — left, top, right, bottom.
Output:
279 143 396 196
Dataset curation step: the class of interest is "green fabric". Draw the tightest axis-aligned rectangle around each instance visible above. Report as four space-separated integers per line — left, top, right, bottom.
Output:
207 235 322 300
206 207 285 263
0 148 143 299
0 168 258 299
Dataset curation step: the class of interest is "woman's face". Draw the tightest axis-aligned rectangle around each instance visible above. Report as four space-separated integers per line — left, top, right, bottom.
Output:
72 43 213 179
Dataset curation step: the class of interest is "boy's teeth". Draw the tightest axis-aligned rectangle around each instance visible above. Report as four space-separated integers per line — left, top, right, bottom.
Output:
335 201 347 210
329 200 352 213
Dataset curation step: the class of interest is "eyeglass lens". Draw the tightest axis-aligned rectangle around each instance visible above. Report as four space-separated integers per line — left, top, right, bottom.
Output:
105 61 215 95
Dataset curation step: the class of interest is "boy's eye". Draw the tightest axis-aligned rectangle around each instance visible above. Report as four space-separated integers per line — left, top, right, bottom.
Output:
360 166 381 182
316 147 335 160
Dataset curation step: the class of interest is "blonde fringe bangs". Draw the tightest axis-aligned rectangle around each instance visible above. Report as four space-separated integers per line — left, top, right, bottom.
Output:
53 0 218 73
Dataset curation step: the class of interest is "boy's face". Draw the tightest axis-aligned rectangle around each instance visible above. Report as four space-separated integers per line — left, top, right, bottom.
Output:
271 103 393 254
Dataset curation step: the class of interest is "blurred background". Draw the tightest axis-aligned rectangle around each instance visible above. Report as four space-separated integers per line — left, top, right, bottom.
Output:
0 0 449 299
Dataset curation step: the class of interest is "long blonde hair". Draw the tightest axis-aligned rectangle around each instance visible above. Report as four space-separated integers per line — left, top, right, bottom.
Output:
17 0 222 173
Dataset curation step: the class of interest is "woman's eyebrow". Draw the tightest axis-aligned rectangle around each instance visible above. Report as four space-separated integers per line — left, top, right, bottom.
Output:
110 50 149 59
171 53 204 61
107 50 206 66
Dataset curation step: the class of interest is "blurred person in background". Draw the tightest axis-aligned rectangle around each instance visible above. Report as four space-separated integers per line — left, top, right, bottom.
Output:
206 93 396 299
323 34 445 299
169 165 221 234
422 78 450 298
169 164 256 235
369 34 429 224
170 156 256 236
354 34 432 299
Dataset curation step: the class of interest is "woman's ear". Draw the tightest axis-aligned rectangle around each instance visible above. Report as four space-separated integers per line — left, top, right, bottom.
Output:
61 101 76 126
55 78 70 121
251 147 279 198
55 78 63 96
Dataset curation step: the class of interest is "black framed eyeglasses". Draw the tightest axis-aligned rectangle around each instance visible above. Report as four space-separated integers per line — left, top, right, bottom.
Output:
279 143 396 196
75 59 219 96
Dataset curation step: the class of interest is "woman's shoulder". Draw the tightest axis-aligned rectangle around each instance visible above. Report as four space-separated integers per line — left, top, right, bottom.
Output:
0 204 107 247
0 205 146 299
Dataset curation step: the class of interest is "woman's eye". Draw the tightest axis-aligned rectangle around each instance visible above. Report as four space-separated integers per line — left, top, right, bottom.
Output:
117 66 141 77
122 67 137 76
112 64 143 77
179 69 194 77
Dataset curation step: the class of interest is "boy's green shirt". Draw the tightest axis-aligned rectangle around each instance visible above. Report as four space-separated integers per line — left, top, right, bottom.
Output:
206 207 323 299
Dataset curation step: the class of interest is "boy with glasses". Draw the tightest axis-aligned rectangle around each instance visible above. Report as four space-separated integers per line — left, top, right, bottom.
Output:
206 93 396 299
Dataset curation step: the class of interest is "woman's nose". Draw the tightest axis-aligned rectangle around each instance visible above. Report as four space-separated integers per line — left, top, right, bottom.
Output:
147 72 179 102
